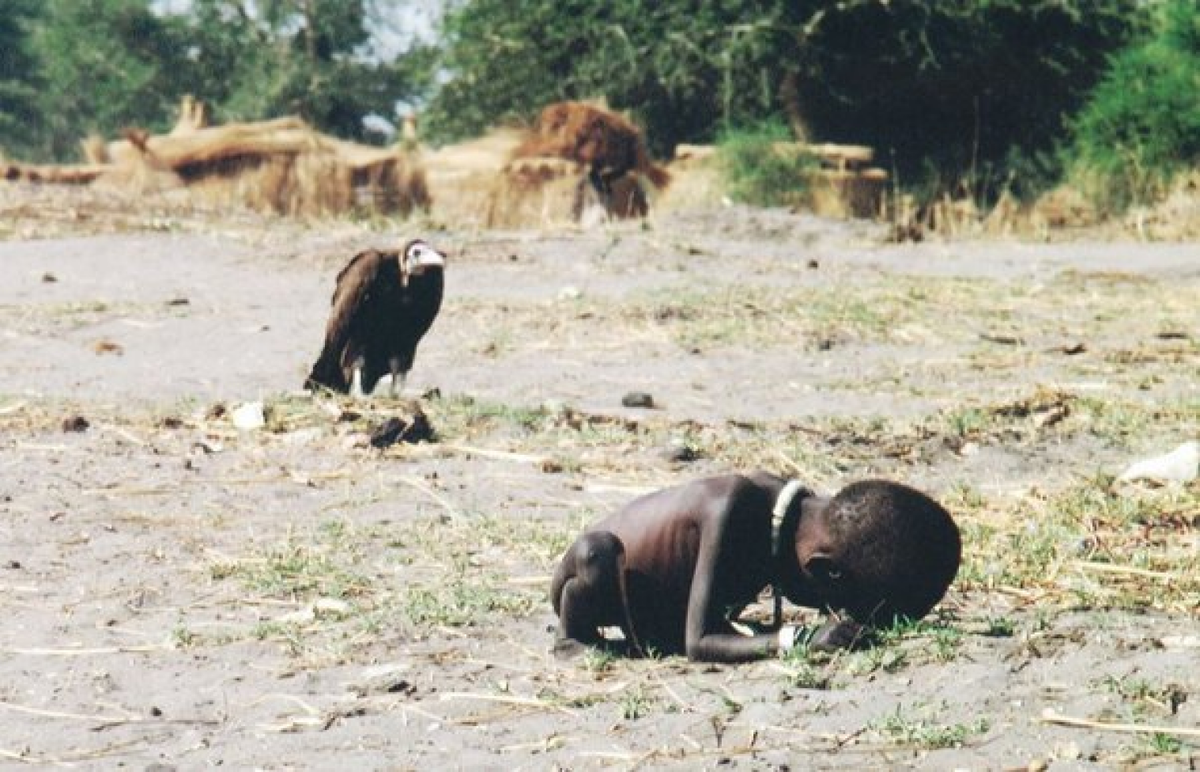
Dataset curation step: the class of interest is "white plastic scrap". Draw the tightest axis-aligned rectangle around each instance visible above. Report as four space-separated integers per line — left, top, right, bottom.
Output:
1116 440 1199 485
231 401 266 431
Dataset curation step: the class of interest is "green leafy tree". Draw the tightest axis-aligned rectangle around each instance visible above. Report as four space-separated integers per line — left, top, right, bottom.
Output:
181 0 434 141
12 0 431 160
1068 0 1200 210
425 0 783 156
0 0 45 160
425 0 1141 200
30 0 191 160
779 0 1140 199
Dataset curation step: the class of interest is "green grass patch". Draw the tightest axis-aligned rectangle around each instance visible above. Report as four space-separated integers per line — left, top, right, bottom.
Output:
1067 0 1200 211
208 525 371 601
400 577 540 627
717 122 817 207
873 705 990 749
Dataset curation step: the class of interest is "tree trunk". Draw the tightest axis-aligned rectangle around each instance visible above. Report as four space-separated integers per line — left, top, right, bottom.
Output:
301 0 318 65
778 70 810 143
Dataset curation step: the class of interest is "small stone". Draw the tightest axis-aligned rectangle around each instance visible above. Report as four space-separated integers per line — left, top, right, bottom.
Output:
956 441 979 457
621 391 655 409
661 443 699 463
312 598 351 618
369 418 406 448
369 409 435 448
62 415 89 433
349 664 416 697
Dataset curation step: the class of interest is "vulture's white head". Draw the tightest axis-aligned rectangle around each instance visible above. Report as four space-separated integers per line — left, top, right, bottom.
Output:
402 239 446 281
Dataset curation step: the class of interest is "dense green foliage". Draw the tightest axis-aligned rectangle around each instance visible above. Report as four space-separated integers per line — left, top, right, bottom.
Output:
179 0 433 140
0 0 433 162
0 0 1194 210
424 0 786 158
782 1 1140 200
717 122 816 206
32 0 192 160
0 0 44 160
1068 0 1200 209
424 0 1143 201
0 0 43 159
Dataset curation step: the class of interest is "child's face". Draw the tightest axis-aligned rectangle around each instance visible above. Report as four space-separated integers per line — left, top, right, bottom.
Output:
786 500 852 611
788 498 897 622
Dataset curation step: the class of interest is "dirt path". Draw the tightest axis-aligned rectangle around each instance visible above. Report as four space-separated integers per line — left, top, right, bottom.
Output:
0 203 1197 768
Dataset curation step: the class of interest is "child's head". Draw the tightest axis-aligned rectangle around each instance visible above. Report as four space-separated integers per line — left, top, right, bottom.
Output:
794 480 961 625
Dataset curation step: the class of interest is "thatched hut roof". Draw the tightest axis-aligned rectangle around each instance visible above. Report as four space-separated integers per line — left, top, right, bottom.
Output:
4 100 429 218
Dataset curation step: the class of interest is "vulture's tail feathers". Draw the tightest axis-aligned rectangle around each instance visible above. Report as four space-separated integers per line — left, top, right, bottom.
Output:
304 349 348 393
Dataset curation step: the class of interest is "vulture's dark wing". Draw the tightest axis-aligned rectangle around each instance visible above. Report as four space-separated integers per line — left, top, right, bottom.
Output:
305 250 390 391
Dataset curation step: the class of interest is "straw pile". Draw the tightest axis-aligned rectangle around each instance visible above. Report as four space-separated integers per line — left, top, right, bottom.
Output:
3 98 429 218
422 128 525 229
466 101 670 228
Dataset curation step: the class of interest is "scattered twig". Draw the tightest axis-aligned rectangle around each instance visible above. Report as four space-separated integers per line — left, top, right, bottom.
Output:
400 703 446 724
14 442 73 453
441 442 548 465
574 750 640 762
0 735 162 765
248 693 321 714
1042 708 1200 738
83 484 176 497
462 656 540 675
652 676 694 713
5 645 166 656
583 482 657 495
0 698 219 731
507 574 553 586
398 475 464 520
439 691 576 716
96 422 149 446
980 333 1024 346
0 699 138 723
1073 561 1175 581
500 736 565 753
773 448 807 476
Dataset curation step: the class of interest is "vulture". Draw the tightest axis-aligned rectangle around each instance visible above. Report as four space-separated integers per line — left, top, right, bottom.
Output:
305 239 446 398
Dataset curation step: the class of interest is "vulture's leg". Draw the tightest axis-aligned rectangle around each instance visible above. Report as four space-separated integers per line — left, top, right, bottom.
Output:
388 357 406 398
349 359 366 400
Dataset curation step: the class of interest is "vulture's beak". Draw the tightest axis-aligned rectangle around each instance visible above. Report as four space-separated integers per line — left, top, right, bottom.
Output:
408 246 446 275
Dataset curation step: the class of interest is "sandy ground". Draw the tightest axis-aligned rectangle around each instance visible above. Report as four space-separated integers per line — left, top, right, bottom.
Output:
0 192 1198 769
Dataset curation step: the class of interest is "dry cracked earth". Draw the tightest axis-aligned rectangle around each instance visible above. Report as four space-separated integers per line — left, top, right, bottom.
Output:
0 187 1198 769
